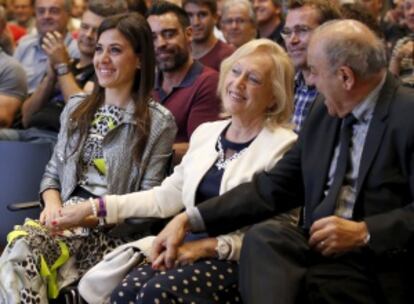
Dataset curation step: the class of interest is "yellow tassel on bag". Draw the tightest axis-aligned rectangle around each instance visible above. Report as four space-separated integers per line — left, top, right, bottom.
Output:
40 240 70 299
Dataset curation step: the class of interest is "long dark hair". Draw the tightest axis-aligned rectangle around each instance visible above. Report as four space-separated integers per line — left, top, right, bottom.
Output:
68 12 156 164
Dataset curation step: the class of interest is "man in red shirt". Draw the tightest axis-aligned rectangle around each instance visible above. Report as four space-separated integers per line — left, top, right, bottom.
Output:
183 0 234 71
148 1 221 159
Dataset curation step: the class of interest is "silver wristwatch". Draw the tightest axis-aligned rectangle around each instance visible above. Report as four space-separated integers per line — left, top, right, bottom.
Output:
55 63 70 76
216 237 231 260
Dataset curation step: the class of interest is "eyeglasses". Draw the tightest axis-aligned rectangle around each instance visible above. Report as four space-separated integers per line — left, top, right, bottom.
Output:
221 17 251 26
280 25 313 39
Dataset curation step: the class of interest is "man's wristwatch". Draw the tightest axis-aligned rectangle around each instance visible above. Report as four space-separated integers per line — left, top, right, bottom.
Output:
55 63 70 76
216 237 231 260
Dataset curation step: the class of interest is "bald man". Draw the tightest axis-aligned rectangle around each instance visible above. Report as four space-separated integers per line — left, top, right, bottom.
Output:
151 20 414 304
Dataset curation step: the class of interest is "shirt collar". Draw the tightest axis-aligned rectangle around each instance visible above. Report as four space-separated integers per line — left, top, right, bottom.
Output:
295 71 316 91
351 73 386 122
155 60 203 91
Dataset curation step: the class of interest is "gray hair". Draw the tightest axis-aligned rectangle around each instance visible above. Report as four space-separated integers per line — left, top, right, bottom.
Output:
87 0 128 17
313 19 387 79
221 0 257 25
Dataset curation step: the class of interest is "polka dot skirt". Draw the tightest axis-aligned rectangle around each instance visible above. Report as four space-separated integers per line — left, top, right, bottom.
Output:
110 259 241 304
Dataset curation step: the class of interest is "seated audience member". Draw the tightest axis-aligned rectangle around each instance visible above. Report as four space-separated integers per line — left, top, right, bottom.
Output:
6 21 26 44
5 1 28 49
69 0 85 30
0 0 128 144
212 0 226 41
71 0 85 19
389 0 414 87
53 38 297 304
13 0 79 94
9 0 36 34
127 0 148 15
0 7 27 128
389 35 414 86
357 0 385 29
357 0 406 44
282 0 341 132
253 0 284 46
0 52 27 128
220 0 257 48
0 12 177 303
384 0 406 26
341 2 383 38
0 5 18 54
386 0 414 49
152 20 414 304
65 0 85 35
183 0 234 71
147 1 221 159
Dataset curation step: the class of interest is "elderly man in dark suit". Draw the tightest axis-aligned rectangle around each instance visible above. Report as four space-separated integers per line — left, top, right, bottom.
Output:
151 20 414 304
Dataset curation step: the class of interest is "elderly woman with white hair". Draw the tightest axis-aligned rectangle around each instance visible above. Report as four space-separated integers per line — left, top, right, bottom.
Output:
55 38 297 303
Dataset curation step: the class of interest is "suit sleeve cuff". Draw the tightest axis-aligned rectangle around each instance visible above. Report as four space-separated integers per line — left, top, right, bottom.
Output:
185 207 206 232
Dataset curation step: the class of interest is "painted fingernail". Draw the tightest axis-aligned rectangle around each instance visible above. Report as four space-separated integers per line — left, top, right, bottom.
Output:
52 220 57 225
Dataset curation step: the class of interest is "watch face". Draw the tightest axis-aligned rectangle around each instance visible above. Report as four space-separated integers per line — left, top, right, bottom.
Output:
218 241 230 259
56 63 69 76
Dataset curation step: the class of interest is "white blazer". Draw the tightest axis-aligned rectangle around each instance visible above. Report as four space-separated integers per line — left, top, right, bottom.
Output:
105 120 297 260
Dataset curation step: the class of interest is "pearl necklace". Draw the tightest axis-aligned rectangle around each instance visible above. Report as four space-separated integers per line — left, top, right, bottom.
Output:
215 135 249 170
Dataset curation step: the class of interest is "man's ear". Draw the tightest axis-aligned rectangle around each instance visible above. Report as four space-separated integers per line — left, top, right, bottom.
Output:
185 26 193 43
338 66 355 90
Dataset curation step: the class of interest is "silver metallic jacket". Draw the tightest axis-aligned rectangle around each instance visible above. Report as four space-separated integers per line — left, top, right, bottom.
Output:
40 93 177 202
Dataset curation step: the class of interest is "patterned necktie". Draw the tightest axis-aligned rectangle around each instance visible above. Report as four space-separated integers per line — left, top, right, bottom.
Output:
310 113 357 226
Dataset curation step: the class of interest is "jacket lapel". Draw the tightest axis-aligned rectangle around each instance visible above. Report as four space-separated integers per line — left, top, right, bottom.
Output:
186 121 230 204
355 73 395 196
305 105 341 222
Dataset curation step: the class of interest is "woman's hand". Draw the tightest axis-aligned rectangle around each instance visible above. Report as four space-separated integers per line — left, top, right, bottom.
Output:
40 200 62 227
51 201 93 231
40 189 63 226
176 238 218 266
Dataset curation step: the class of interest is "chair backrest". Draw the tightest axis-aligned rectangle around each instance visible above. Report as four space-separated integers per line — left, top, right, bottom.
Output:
0 141 53 247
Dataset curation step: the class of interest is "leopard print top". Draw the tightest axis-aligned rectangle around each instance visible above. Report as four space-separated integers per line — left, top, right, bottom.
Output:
78 104 125 196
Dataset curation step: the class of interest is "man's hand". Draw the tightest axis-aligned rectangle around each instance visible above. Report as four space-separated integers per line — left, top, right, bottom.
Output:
395 40 414 61
41 31 70 66
151 212 191 270
309 216 369 256
176 238 218 266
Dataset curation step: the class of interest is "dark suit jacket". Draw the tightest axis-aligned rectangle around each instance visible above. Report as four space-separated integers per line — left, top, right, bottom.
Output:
198 72 414 256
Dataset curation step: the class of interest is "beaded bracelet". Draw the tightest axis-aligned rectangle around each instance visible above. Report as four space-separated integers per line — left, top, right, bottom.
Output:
89 197 97 217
